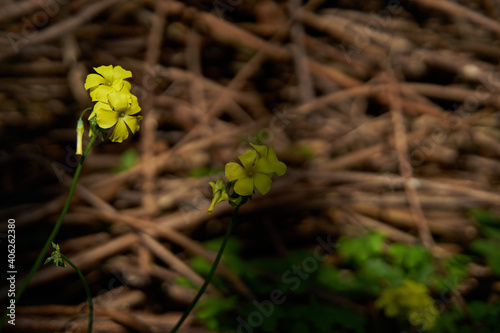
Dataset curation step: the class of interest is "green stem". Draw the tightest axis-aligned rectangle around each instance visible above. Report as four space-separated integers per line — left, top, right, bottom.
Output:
80 107 93 119
62 254 93 333
170 206 240 333
1 135 96 328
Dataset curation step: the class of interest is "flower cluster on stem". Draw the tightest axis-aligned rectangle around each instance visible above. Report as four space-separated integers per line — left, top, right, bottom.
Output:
208 144 286 213
171 144 286 332
76 65 143 152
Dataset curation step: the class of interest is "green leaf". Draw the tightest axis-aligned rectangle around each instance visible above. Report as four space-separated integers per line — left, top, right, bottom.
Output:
113 148 139 172
316 265 342 292
486 252 500 275
196 295 238 321
190 256 212 276
338 233 385 264
357 258 404 294
469 209 500 227
174 276 198 290
470 209 500 239
188 167 222 178
388 243 431 269
470 239 495 255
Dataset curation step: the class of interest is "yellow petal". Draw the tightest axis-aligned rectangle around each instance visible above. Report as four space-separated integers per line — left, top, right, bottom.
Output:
127 95 141 115
268 147 287 176
113 65 132 80
95 108 119 129
90 85 114 102
254 173 272 194
234 177 254 196
250 143 268 157
225 162 246 181
238 150 258 170
123 115 142 134
108 91 129 111
94 65 113 81
84 73 106 90
90 101 111 119
109 119 129 143
254 157 274 174
121 81 132 93
111 78 124 91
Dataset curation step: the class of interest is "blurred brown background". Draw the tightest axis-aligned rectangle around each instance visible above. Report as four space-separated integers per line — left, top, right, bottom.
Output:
1 0 500 332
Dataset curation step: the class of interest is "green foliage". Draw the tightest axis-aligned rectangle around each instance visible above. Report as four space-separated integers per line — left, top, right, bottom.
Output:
470 209 500 276
188 167 222 178
469 209 500 234
427 209 500 333
432 301 500 333
288 144 316 161
113 148 139 172
355 258 404 295
311 232 469 331
375 279 439 330
432 254 471 291
195 295 238 330
337 232 385 265
174 222 500 333
180 237 367 332
174 276 198 291
387 243 435 284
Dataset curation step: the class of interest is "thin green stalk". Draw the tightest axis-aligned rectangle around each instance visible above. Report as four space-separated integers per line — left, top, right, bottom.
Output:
62 254 93 333
1 135 96 328
170 206 240 333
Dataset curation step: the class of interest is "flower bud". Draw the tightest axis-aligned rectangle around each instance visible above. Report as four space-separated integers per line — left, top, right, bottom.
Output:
76 118 84 155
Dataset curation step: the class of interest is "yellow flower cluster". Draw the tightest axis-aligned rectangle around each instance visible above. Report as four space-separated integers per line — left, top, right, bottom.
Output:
375 279 439 330
225 144 286 196
84 65 142 144
208 144 286 213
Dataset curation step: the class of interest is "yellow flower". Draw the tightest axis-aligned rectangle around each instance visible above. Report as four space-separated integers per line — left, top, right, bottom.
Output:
375 279 439 330
225 149 274 196
250 144 287 176
84 65 132 102
375 285 402 317
90 91 142 143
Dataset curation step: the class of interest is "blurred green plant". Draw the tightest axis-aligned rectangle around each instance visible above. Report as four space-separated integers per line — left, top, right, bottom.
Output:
432 301 500 333
113 148 139 172
188 167 223 178
178 230 479 332
187 237 366 332
175 208 500 333
376 279 439 330
425 210 500 332
470 209 500 275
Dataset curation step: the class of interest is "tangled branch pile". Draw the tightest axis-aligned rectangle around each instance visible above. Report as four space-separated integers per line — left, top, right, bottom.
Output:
1 0 500 332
